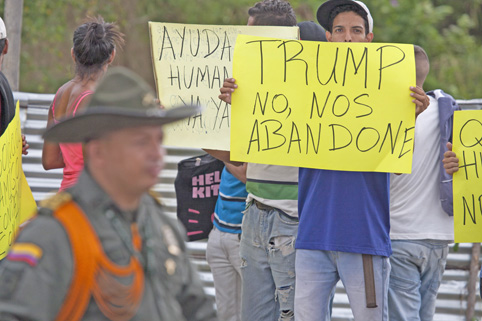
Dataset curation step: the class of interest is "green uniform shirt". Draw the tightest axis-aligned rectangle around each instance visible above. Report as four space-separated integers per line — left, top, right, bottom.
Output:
0 170 217 321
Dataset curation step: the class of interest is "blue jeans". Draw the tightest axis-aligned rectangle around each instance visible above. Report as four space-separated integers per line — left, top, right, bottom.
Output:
239 202 298 321
295 249 390 321
388 240 449 321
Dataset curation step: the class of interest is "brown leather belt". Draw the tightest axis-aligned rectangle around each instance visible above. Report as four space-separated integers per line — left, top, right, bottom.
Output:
253 199 275 211
252 200 299 222
362 254 378 308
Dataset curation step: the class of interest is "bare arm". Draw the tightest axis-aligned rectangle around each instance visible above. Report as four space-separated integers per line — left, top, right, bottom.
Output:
202 149 244 167
225 162 247 184
42 106 65 170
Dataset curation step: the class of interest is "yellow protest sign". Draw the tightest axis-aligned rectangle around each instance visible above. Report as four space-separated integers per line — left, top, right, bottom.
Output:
20 172 36 224
453 110 482 243
0 102 37 258
231 35 416 173
149 22 299 149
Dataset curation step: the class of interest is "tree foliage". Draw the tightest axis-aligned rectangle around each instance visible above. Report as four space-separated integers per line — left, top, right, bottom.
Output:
364 0 482 99
0 0 480 98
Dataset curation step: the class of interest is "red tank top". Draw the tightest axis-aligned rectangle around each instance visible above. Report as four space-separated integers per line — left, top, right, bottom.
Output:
52 90 93 190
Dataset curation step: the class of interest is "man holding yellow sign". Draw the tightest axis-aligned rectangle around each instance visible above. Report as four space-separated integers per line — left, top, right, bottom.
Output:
223 1 428 318
290 1 428 320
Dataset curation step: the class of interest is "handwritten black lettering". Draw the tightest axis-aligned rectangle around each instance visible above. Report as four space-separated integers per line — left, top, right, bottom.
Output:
0 125 21 248
306 123 322 154
460 150 481 180
176 95 204 129
272 94 291 119
174 27 186 58
247 119 260 154
220 32 232 61
462 194 477 225
278 40 308 85
251 92 292 119
0 144 6 173
343 47 368 88
353 94 372 118
214 100 230 130
329 124 353 151
356 127 380 152
332 95 350 117
377 45 406 90
310 91 331 119
182 66 194 89
211 66 221 89
189 29 201 57
212 98 230 130
159 26 176 61
168 65 181 90
196 66 210 88
246 39 282 85
460 119 482 148
261 119 286 151
288 122 301 153
168 65 229 91
253 92 269 116
316 45 338 86
379 121 403 154
398 126 414 158
202 29 220 58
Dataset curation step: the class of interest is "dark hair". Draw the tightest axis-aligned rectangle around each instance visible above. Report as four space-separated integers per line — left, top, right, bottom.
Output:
327 4 369 35
298 21 327 42
72 16 124 79
248 0 297 26
0 38 6 55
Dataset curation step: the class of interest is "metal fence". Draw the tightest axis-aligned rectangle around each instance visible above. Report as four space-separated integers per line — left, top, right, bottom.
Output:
17 91 482 320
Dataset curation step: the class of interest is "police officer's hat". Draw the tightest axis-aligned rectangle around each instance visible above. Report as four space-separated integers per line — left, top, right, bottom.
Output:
43 67 200 143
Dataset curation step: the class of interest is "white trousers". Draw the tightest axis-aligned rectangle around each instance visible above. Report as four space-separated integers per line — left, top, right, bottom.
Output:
206 227 242 321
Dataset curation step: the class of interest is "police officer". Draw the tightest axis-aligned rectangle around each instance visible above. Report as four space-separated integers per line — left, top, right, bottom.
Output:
0 67 218 321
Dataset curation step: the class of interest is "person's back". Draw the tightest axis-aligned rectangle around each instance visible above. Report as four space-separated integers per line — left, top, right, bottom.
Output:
51 82 94 189
388 45 457 321
42 16 124 191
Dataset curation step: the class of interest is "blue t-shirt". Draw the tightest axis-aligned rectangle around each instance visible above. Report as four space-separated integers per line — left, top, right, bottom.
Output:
296 168 392 257
213 168 248 234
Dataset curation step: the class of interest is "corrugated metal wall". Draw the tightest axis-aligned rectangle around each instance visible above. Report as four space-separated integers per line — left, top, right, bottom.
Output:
17 92 482 320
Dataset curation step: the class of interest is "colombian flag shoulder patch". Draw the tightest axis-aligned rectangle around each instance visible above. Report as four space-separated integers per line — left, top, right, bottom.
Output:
7 243 43 267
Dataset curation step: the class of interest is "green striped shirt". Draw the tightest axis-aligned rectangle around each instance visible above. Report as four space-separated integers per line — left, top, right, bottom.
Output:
246 164 298 217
